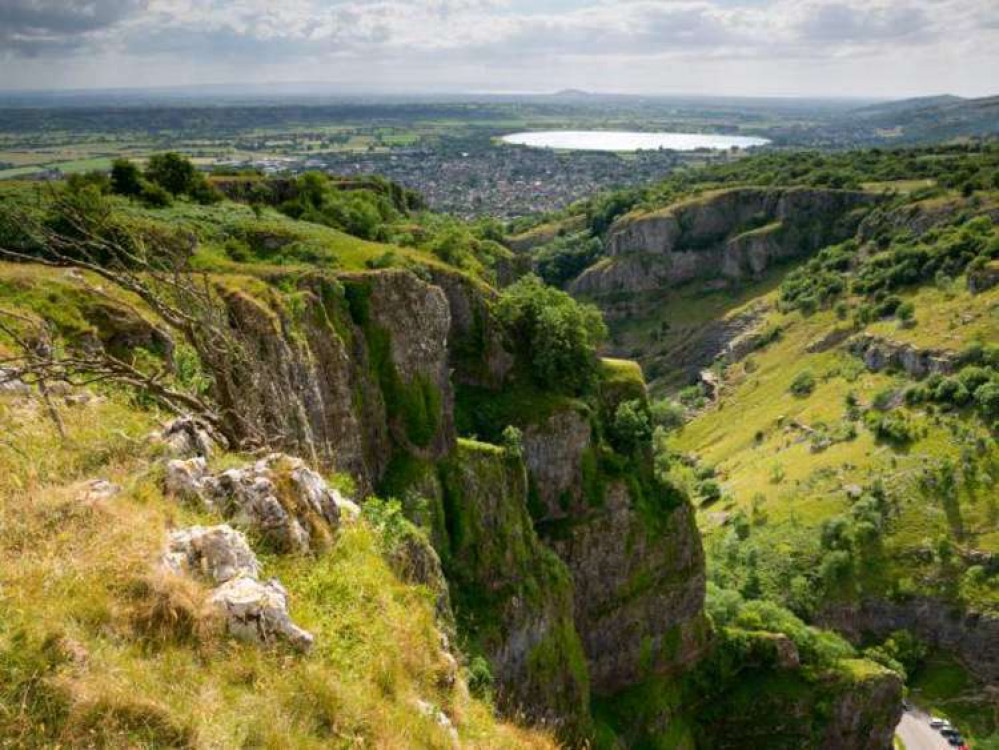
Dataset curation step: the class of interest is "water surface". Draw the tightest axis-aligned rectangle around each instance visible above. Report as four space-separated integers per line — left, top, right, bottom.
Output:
500 130 770 152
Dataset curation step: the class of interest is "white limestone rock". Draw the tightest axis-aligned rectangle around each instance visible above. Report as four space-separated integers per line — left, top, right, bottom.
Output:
151 416 220 459
210 577 314 652
162 524 259 584
164 452 353 552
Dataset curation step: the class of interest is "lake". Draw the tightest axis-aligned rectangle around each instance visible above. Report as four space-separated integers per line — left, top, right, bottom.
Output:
500 130 770 152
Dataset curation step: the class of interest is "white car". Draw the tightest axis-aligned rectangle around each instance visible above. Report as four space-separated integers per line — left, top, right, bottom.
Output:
930 717 946 728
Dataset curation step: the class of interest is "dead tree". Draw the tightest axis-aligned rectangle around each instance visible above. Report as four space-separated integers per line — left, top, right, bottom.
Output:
0 189 303 453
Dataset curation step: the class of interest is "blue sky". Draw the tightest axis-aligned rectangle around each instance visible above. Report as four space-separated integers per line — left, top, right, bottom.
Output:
1 0 996 97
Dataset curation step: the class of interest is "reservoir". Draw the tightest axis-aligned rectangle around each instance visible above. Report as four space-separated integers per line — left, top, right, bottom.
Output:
500 130 770 152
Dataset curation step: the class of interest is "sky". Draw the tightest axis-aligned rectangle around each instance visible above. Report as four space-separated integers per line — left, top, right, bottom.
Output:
0 0 996 98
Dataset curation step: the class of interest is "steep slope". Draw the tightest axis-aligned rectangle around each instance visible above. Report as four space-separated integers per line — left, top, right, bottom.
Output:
0 178 908 748
634 187 999 744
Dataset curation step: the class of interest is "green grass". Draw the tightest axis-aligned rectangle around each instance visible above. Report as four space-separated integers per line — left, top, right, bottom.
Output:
668 271 999 612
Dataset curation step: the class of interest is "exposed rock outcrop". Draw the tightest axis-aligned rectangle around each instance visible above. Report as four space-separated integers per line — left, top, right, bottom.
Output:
217 270 454 493
521 406 593 520
427 268 514 389
210 577 315 652
693 652 902 750
150 416 220 459
849 333 958 378
820 597 999 684
165 453 355 553
519 398 709 693
162 524 260 584
545 481 709 693
573 187 877 297
161 523 314 651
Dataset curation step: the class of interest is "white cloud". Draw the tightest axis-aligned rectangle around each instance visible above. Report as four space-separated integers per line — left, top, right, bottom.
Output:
0 0 996 96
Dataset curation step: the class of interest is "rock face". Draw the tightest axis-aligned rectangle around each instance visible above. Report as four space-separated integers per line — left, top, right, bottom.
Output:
437 440 590 732
521 406 593 519
572 188 876 297
849 334 958 378
165 453 354 553
820 597 999 684
218 270 455 493
427 268 514 389
518 384 709 694
547 481 709 693
693 651 903 750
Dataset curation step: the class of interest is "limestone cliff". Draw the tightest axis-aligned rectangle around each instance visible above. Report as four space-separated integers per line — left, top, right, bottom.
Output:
571 187 877 297
438 440 591 732
219 270 454 493
516 370 710 694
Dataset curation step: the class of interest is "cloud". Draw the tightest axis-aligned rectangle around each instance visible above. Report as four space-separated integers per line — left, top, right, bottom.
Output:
0 0 147 55
0 0 995 95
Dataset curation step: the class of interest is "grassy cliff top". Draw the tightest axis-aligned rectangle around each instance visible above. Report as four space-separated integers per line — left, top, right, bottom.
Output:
0 387 555 749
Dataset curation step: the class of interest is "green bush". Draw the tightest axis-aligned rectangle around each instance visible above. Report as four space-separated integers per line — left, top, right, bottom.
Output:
495 274 607 395
139 180 172 208
789 371 816 397
608 399 652 454
110 158 143 197
865 411 918 445
145 152 198 195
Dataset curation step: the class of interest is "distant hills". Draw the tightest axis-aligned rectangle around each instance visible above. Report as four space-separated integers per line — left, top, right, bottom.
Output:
839 94 999 143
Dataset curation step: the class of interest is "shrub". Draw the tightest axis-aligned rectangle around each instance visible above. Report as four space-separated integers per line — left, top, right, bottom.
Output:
934 377 971 406
110 158 143 196
865 411 918 445
697 479 722 504
957 366 993 395
188 175 223 205
139 180 172 208
895 301 915 325
789 370 816 397
145 152 198 195
500 425 524 457
975 381 999 420
609 399 652 454
649 398 686 431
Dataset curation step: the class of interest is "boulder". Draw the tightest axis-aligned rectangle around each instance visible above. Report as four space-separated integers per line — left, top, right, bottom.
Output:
162 525 260 584
151 416 220 459
0 367 31 396
164 453 354 553
210 577 314 652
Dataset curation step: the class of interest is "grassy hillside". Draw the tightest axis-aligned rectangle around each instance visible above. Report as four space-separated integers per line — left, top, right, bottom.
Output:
0 378 554 749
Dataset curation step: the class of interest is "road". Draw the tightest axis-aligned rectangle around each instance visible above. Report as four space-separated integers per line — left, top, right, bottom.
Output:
896 710 954 750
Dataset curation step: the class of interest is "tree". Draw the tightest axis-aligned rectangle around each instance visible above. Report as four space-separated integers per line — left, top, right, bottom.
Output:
0 190 309 454
145 152 198 195
110 158 143 197
495 274 607 395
